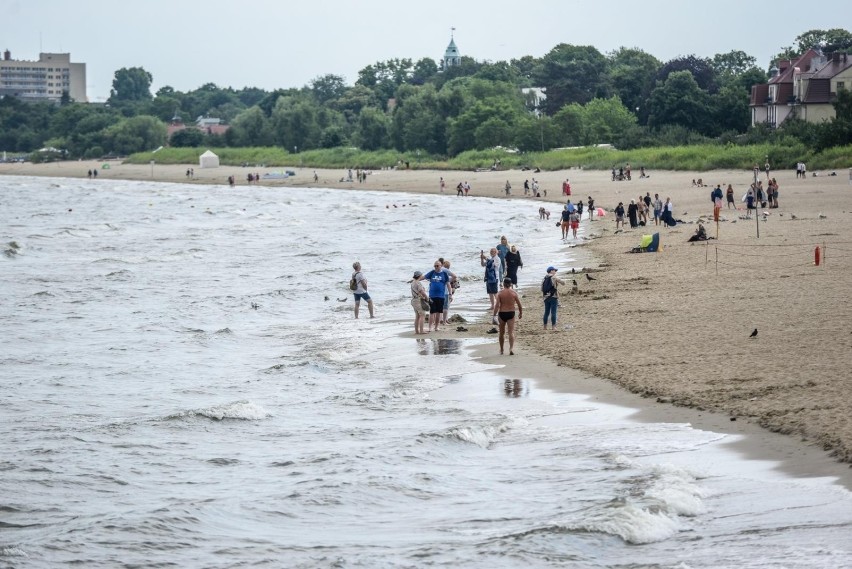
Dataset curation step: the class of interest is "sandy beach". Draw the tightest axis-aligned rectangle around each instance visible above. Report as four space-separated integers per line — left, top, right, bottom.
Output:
4 158 852 468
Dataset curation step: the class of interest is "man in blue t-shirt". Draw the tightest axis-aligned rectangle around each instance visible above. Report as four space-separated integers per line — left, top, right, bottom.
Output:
421 261 452 332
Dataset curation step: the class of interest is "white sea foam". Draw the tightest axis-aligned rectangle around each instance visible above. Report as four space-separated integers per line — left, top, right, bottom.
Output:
443 417 518 448
568 499 681 544
0 546 28 557
645 464 707 516
171 400 271 421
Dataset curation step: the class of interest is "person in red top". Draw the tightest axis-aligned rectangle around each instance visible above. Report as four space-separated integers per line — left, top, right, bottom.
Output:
562 179 571 196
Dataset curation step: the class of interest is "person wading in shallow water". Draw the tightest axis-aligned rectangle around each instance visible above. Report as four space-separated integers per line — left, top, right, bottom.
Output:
351 261 375 319
493 278 523 355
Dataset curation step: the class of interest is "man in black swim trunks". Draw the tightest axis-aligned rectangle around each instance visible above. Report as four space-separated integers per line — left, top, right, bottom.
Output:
492 278 523 355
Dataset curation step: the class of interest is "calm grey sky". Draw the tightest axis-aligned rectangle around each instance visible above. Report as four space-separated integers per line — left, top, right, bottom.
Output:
1 0 847 102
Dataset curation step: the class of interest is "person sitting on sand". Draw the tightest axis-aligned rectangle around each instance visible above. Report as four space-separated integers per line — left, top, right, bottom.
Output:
493 278 523 355
688 223 709 242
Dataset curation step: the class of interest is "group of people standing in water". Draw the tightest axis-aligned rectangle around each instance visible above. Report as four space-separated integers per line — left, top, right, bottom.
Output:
350 206 585 357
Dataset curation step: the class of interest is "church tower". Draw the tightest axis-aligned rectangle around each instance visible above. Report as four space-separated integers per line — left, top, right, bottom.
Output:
440 29 461 71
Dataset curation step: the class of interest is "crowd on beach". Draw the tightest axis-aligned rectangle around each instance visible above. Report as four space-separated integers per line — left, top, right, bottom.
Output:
612 193 677 229
610 163 649 182
349 217 585 356
345 159 809 357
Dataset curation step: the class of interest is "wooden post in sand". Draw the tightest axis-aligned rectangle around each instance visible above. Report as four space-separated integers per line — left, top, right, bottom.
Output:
753 166 760 239
714 203 720 240
705 237 709 266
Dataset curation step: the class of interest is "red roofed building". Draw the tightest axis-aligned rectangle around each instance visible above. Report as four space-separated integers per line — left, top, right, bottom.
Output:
751 49 852 128
166 114 230 142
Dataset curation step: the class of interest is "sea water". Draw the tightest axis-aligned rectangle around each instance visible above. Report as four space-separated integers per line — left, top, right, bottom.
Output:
1 175 851 568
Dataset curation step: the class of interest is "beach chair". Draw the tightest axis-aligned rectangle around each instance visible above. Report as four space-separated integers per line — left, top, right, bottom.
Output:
630 233 660 253
645 233 660 252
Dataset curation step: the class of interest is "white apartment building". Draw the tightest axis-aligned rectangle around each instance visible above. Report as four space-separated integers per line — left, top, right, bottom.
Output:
0 50 87 103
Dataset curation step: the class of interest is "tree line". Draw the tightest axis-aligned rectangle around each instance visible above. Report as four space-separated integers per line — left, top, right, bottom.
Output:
1 28 850 161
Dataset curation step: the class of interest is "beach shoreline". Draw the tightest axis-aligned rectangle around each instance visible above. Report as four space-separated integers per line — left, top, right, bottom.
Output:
4 159 852 477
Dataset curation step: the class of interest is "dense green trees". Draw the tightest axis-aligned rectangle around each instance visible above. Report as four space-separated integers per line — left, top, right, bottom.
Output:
110 67 153 102
608 48 661 115
536 44 610 113
2 28 849 160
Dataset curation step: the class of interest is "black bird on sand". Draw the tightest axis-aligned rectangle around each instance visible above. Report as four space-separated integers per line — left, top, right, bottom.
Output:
572 279 578 287
586 274 596 281
749 328 758 338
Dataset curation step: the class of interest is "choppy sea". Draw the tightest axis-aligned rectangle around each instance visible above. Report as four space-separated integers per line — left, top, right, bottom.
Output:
2 175 851 568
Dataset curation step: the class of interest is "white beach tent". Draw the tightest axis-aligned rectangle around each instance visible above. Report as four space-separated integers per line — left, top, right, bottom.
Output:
199 150 220 169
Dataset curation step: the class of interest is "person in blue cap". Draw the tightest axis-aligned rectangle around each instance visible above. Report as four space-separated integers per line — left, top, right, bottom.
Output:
541 266 565 330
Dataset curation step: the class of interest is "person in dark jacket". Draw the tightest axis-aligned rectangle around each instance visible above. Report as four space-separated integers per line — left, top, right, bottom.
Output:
627 200 639 228
504 245 523 285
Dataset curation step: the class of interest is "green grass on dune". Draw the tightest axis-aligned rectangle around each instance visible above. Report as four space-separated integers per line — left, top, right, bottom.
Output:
127 143 851 172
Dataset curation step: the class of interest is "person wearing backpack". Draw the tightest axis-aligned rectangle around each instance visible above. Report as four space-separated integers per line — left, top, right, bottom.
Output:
541 266 565 330
351 261 374 319
480 247 500 313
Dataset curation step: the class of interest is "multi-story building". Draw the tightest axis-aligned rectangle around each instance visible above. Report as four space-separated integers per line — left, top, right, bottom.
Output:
0 50 87 103
750 49 851 128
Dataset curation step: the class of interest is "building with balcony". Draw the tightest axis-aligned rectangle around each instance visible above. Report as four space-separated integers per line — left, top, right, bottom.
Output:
750 49 851 128
0 50 87 103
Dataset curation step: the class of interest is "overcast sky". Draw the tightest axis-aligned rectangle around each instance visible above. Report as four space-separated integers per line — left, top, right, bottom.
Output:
1 0 847 102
